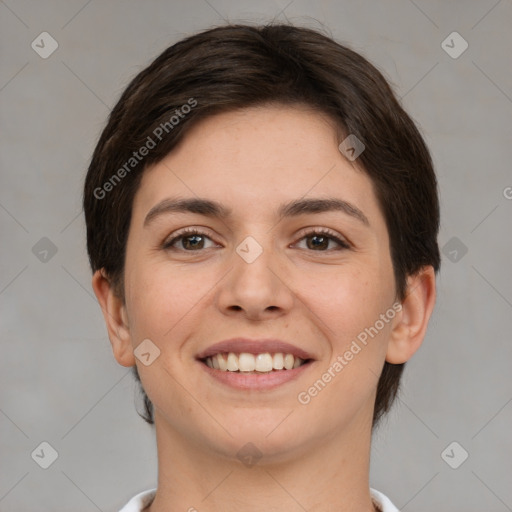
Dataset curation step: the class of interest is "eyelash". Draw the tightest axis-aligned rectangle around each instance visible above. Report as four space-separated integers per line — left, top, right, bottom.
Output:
162 227 350 252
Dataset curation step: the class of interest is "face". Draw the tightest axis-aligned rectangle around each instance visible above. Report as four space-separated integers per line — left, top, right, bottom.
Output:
119 105 399 462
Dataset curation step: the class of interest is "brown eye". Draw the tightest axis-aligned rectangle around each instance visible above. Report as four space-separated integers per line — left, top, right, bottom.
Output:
163 229 216 251
296 229 350 251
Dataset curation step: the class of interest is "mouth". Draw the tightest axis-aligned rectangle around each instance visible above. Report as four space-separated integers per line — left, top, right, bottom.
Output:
201 351 310 373
196 338 315 390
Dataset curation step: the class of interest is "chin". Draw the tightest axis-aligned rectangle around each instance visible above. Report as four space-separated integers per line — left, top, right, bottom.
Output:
203 412 313 462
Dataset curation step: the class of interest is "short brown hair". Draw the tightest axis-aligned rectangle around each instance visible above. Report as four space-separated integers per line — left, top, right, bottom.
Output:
84 22 440 429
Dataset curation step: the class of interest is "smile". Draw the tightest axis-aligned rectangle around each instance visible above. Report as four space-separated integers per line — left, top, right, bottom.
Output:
196 338 315 390
203 352 307 372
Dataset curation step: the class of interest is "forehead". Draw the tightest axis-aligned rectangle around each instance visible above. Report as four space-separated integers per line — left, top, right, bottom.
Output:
132 104 384 229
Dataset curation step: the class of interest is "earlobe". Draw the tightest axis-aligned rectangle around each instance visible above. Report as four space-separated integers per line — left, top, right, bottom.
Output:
91 270 136 367
386 266 437 364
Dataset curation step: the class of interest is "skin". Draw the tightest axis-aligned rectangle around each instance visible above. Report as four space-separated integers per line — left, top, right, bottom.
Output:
93 104 436 512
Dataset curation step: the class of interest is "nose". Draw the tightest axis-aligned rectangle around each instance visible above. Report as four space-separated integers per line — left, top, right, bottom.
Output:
215 235 295 321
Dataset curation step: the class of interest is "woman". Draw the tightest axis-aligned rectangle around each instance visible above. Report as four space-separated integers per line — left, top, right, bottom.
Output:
84 23 439 512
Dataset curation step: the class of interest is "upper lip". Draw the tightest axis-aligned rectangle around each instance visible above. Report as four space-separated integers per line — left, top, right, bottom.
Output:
196 338 315 361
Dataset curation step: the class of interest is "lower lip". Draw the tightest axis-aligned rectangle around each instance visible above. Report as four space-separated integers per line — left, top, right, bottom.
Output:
198 360 313 390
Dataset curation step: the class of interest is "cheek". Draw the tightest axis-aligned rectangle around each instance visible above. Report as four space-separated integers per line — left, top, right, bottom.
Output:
122 260 210 413
125 257 212 339
298 263 393 346
295 268 396 421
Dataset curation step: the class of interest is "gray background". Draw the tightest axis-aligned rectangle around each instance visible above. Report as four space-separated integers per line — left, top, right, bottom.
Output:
1 0 511 511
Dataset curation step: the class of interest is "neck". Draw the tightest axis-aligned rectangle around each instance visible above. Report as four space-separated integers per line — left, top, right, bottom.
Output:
146 409 377 512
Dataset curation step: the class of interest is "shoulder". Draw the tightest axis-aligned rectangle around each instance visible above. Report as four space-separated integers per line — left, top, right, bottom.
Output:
119 488 397 512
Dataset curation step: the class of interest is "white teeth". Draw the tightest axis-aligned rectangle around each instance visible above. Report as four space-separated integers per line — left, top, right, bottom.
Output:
272 353 284 370
283 353 294 370
255 353 273 372
238 353 256 372
217 353 227 371
205 352 306 372
226 352 239 371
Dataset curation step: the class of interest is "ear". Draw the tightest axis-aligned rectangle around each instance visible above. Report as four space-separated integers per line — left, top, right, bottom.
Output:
386 266 436 364
91 269 136 367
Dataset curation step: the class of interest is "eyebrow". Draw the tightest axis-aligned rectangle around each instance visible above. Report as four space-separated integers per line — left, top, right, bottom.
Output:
144 196 370 227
